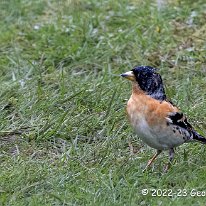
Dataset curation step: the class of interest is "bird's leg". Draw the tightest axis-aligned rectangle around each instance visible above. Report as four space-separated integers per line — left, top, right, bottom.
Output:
143 150 162 172
164 148 175 172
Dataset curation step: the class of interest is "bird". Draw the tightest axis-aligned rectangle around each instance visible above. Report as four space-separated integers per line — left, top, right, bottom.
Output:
121 66 206 171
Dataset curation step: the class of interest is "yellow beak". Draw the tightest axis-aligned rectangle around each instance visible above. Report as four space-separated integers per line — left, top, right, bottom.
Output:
121 71 135 81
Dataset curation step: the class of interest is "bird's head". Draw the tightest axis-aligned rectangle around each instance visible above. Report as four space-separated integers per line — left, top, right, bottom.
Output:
121 66 166 101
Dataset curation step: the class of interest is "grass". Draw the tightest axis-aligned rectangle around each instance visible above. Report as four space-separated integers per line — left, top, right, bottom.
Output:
0 0 206 205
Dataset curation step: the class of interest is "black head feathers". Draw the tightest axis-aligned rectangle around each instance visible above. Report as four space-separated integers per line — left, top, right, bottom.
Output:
132 66 166 101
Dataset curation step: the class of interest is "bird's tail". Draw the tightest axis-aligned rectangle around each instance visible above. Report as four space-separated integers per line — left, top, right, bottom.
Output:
193 130 206 144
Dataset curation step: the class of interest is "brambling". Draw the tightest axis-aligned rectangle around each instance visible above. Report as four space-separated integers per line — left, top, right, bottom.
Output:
121 66 206 171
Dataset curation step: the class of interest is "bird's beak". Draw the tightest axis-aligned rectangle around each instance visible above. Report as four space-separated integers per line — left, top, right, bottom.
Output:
121 71 135 81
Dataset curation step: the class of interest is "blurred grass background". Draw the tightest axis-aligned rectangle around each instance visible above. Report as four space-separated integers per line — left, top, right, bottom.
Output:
0 0 206 205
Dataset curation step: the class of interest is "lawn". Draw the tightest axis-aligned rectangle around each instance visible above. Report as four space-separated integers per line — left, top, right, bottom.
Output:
1 0 206 205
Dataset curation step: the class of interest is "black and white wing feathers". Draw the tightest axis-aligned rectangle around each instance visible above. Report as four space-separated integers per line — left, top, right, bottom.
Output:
167 112 206 144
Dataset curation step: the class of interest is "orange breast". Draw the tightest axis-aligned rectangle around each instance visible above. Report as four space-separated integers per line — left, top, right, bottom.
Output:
126 92 179 128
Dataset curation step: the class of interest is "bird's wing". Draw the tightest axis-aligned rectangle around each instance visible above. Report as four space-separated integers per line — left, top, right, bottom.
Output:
167 112 193 130
166 111 206 143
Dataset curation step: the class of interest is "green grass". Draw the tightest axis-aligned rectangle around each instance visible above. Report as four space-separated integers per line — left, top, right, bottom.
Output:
1 0 206 205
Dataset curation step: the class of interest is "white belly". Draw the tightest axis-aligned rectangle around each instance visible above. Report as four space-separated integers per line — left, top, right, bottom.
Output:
130 114 184 150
